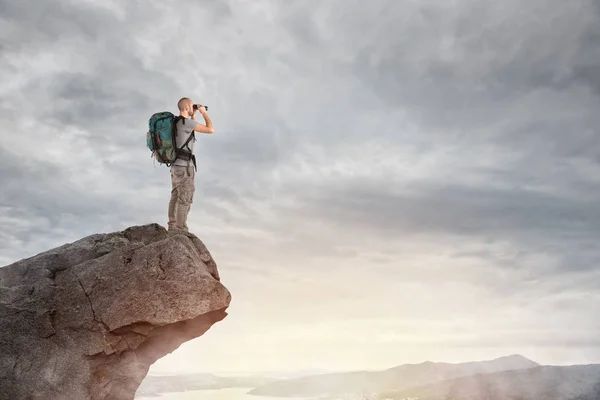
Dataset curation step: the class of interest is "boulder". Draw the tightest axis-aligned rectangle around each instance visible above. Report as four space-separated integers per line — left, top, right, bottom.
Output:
0 223 231 400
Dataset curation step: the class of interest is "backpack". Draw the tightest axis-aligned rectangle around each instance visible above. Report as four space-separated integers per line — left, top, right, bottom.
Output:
146 111 195 167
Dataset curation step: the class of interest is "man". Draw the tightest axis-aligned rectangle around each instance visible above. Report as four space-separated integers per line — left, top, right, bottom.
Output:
168 97 214 234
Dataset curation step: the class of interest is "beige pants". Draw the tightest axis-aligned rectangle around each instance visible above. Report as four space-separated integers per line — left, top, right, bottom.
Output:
168 164 195 232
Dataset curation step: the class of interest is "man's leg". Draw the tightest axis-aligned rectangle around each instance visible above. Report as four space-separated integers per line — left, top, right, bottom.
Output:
174 164 195 232
167 166 179 230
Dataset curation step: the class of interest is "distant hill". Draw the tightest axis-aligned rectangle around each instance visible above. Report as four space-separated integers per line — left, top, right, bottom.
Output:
248 355 538 398
135 373 278 397
378 364 600 400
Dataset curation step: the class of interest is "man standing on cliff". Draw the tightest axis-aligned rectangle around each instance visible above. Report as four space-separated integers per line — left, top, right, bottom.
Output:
168 97 214 234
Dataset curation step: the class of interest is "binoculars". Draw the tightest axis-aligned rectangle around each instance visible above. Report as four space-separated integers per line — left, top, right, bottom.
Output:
193 104 209 111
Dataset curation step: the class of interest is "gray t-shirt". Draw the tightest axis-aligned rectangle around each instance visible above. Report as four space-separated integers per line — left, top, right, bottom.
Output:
173 117 199 167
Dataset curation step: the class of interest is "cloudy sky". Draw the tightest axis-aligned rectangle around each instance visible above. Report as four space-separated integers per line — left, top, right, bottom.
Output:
2 0 600 375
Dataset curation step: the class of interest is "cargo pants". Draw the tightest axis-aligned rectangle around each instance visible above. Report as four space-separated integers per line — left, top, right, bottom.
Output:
167 164 195 233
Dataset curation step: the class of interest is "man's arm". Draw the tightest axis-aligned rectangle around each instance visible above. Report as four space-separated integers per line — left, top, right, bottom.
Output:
193 106 214 134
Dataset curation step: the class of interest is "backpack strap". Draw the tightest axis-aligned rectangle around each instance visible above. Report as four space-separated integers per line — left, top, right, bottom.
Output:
172 116 196 170
178 134 197 171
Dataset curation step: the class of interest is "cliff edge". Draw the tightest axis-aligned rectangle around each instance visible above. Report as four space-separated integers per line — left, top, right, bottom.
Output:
0 223 231 400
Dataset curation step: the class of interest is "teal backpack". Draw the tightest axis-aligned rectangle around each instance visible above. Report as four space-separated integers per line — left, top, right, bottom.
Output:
146 112 194 167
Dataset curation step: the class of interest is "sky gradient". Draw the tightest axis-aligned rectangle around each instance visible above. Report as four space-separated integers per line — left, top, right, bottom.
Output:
2 0 600 374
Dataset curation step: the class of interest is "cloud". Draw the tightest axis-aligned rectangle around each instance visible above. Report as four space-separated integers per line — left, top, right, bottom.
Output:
2 0 600 372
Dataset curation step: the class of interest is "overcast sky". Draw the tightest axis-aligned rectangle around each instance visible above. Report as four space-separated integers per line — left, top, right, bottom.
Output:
2 0 600 374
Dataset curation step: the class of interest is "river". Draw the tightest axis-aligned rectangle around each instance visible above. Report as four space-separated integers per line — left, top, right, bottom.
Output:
136 387 309 400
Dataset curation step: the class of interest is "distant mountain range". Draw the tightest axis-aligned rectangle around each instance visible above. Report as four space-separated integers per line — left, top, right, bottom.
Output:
134 355 600 400
248 354 539 398
378 364 600 400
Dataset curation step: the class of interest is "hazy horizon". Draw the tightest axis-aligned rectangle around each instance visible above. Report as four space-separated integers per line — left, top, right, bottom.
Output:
143 353 589 376
2 0 600 375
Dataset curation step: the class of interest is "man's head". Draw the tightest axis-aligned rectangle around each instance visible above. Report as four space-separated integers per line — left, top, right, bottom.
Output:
178 97 194 117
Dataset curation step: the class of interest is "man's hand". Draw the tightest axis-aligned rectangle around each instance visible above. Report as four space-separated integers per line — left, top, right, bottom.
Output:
193 105 214 133
191 105 205 120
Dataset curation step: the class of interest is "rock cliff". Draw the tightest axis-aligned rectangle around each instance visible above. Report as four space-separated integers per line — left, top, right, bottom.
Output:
0 223 231 400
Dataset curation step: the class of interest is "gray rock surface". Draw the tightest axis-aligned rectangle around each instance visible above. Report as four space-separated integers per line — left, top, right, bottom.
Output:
0 223 231 400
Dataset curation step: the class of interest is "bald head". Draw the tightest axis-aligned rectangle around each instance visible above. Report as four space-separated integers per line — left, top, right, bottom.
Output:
178 97 192 111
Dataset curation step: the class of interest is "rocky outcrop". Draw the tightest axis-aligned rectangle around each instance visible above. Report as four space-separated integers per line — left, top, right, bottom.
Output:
0 223 231 400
